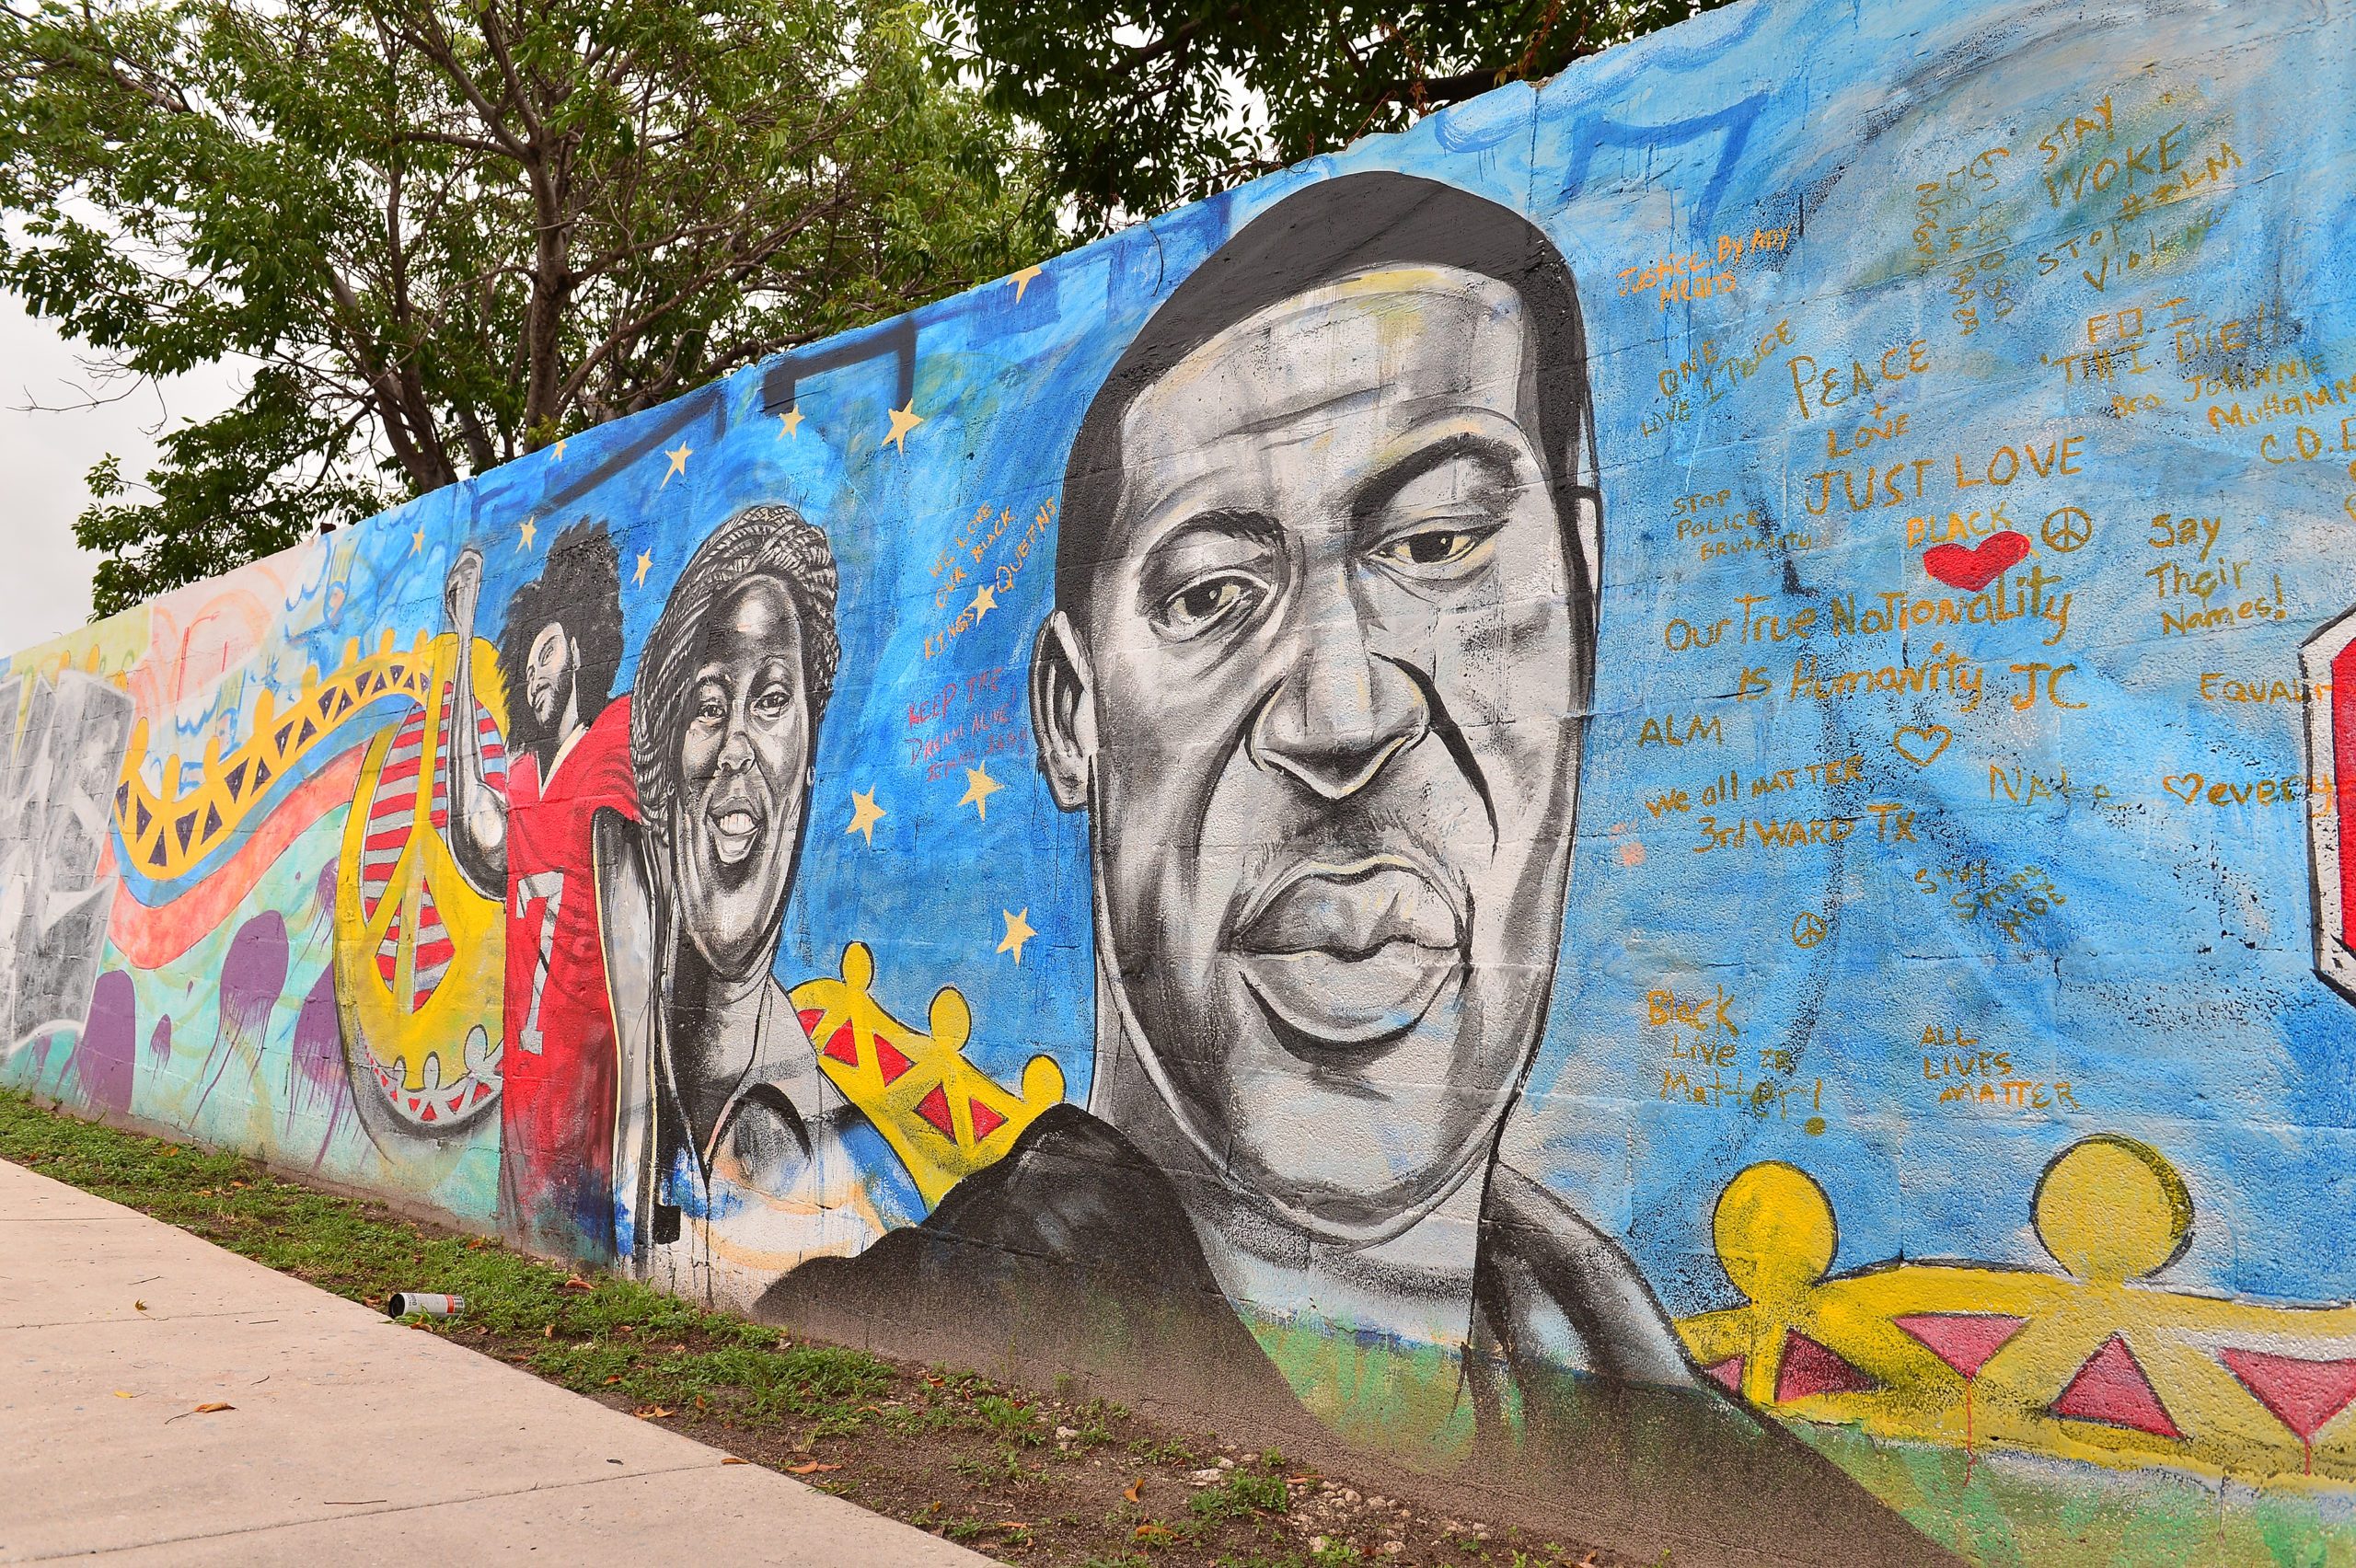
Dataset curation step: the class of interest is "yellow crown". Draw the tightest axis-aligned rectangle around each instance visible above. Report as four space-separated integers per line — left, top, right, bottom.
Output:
791 941 1064 1208
1679 1135 2356 1484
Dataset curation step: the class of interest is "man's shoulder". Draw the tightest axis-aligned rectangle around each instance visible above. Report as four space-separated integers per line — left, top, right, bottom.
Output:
758 1103 1213 1313
873 1102 1198 1273
755 1102 1294 1419
1477 1161 1697 1388
550 697 638 811
1479 1166 1965 1567
581 694 634 775
592 691 633 741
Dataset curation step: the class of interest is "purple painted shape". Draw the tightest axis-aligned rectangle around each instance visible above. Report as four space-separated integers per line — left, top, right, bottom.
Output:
304 859 341 945
75 970 137 1116
286 967 353 1163
221 913 289 1038
192 913 292 1119
290 968 344 1100
147 1013 172 1066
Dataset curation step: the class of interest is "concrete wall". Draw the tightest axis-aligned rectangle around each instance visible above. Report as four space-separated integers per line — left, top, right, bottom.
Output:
6 0 2356 1559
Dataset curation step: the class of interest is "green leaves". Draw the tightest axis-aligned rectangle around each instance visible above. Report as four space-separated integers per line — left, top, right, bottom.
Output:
948 0 1733 236
0 0 1057 615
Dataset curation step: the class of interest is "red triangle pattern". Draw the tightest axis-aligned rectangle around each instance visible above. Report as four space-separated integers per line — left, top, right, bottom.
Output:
874 1037 914 1085
1894 1312 2028 1381
1775 1331 1880 1402
914 1083 955 1139
969 1098 1006 1142
1703 1355 1745 1396
2219 1348 2356 1444
796 1009 826 1038
2050 1334 2181 1438
821 1024 859 1067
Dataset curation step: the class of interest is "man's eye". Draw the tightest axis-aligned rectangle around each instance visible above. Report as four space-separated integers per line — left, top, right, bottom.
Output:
753 686 791 719
1153 574 1263 640
695 697 725 723
1377 524 1497 574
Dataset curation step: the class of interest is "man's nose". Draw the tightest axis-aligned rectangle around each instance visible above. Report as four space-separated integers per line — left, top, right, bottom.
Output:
1248 603 1428 801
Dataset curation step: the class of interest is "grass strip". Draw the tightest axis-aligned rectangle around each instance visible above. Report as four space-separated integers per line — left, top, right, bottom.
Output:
0 1089 1609 1568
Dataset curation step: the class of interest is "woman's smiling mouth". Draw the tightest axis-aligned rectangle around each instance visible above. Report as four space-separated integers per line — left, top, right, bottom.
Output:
707 791 768 865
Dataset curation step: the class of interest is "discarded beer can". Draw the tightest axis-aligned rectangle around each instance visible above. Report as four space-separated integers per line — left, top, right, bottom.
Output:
387 1291 464 1320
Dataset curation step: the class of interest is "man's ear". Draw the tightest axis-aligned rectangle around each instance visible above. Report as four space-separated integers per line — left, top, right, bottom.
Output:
1030 610 1096 812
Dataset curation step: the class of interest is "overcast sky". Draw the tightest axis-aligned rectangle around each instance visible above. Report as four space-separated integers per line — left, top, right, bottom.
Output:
0 297 240 654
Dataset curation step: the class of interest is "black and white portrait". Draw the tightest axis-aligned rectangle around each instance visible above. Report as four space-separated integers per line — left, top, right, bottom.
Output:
601 503 876 1299
762 171 1952 1565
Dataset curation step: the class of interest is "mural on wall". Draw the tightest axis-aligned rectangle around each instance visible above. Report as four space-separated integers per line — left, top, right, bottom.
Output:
13 0 2356 1560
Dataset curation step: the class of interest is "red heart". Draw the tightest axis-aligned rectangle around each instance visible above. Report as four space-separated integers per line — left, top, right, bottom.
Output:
1923 531 2031 591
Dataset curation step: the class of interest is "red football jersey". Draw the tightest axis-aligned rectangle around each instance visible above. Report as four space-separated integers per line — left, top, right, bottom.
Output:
498 694 637 1258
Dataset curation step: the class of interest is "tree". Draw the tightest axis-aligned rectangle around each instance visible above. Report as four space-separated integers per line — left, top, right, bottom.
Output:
951 0 1731 235
0 0 1056 616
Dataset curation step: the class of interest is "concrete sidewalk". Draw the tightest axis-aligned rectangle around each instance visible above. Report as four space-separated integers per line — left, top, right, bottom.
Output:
0 1158 986 1564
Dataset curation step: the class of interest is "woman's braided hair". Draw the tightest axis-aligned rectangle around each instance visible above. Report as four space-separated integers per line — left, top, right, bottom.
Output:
629 503 840 841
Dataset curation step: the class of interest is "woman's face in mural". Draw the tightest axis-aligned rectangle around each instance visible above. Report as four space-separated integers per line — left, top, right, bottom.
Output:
672 575 812 980
1067 266 1586 1233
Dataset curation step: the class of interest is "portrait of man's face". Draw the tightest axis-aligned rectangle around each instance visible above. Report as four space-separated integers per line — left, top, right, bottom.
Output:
525 620 574 733
672 574 813 980
1052 264 1590 1237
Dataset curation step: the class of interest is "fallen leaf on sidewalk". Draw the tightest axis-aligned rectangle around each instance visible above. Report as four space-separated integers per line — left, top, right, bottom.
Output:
111 1390 133 1400
560 1275 593 1291
133 1299 146 1311
786 1461 841 1475
1123 1476 1145 1502
633 1406 675 1420
164 1401 237 1424
720 1457 749 1466
602 1376 622 1385
542 1323 554 1339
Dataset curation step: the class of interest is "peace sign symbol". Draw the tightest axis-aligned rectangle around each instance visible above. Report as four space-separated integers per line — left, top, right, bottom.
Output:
333 633 507 1148
2041 506 2093 553
1791 910 1830 948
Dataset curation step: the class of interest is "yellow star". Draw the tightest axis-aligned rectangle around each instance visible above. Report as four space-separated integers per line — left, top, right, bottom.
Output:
846 787 886 846
958 761 1003 822
997 907 1034 963
967 583 997 625
1010 265 1044 303
661 441 693 487
884 402 923 453
633 548 653 587
410 527 425 556
517 516 537 551
551 437 568 461
777 407 804 440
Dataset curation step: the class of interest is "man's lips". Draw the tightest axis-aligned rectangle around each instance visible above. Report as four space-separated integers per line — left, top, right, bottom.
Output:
1228 858 1464 1047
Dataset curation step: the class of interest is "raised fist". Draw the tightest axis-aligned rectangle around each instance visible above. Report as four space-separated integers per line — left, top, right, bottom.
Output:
444 548 485 634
